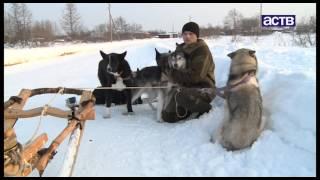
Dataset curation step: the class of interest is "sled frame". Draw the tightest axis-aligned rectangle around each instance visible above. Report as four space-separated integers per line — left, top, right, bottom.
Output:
4 87 96 177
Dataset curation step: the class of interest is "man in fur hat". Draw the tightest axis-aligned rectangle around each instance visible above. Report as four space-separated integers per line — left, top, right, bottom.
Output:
162 22 216 122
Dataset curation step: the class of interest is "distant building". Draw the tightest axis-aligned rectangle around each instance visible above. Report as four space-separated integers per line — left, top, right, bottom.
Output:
31 37 47 47
158 33 179 38
158 34 171 38
132 32 151 39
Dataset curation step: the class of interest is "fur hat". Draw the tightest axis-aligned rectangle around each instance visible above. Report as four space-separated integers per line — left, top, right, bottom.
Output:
182 22 200 38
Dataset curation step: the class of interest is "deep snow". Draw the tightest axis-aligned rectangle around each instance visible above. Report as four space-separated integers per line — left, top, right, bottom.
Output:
4 33 316 177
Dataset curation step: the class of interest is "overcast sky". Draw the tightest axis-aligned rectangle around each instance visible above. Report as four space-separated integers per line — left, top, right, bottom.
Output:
4 3 316 32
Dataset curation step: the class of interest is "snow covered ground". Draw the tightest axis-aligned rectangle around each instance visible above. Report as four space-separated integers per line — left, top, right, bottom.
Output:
4 33 316 177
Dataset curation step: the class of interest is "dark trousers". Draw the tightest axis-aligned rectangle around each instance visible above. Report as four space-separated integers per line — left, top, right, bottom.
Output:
161 87 216 123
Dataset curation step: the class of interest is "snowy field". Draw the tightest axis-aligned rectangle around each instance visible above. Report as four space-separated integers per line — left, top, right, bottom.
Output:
4 33 316 177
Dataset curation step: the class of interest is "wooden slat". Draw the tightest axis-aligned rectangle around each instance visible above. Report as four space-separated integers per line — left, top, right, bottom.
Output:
22 133 48 162
36 120 78 174
30 88 84 97
4 89 32 131
3 88 96 176
4 107 71 119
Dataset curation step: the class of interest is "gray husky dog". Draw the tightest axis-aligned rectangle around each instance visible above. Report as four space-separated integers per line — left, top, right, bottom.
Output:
217 48 265 151
168 43 188 71
131 45 188 122
131 49 172 121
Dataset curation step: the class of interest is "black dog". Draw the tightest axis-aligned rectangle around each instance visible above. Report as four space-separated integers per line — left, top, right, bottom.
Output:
93 87 142 105
97 50 135 118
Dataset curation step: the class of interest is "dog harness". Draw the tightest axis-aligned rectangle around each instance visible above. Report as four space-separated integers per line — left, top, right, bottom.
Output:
216 72 255 99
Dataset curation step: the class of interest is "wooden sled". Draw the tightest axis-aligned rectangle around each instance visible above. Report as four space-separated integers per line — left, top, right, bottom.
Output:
4 87 96 177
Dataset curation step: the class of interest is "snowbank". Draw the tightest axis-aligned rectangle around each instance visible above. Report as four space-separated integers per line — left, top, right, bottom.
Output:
4 38 167 66
4 33 315 176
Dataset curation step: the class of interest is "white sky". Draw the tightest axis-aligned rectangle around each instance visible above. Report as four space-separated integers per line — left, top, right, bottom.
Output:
4 3 316 32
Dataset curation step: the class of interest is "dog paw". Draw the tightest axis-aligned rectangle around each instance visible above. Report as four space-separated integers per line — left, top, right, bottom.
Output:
209 136 216 143
156 120 163 123
122 112 135 116
103 114 111 119
103 107 111 118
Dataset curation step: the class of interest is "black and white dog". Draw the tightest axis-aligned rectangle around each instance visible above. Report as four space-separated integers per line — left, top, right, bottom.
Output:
97 50 135 118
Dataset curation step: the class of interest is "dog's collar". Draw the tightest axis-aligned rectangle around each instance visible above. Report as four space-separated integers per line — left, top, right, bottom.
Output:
119 71 132 81
227 72 253 90
216 72 255 98
109 71 131 81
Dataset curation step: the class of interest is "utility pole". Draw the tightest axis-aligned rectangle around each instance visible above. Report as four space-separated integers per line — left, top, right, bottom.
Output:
259 3 262 35
108 3 112 42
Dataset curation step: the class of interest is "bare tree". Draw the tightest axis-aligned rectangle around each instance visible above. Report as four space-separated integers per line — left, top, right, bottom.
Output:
129 23 143 33
4 11 14 44
10 3 32 46
61 3 81 39
44 20 55 40
293 15 316 47
93 24 108 39
306 15 316 46
53 22 62 36
112 16 144 40
91 16 144 42
224 8 243 41
240 16 259 35
308 15 316 33
20 3 32 44
77 24 91 41
32 20 55 44
114 16 129 33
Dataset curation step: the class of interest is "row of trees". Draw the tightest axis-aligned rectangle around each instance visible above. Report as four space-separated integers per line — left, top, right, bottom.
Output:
4 3 148 46
293 16 316 47
200 8 316 41
91 16 147 41
4 3 33 45
4 4 316 47
200 9 263 39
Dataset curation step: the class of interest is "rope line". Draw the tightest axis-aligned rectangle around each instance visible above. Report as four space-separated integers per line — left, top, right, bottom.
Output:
24 87 65 146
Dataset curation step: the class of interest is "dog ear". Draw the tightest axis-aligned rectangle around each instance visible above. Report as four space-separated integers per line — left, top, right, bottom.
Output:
120 51 127 59
227 51 236 59
100 50 108 59
248 50 256 56
155 48 160 60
